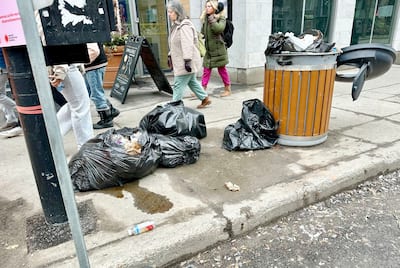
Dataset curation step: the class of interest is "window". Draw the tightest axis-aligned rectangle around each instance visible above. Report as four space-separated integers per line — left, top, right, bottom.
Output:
272 0 332 40
351 0 397 44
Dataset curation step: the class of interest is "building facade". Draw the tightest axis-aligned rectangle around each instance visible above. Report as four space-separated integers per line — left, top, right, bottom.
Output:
118 0 400 84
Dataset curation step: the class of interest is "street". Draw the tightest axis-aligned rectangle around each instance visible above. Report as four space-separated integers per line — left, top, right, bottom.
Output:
171 169 400 268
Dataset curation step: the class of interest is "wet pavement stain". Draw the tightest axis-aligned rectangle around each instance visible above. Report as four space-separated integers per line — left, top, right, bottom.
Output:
100 181 173 214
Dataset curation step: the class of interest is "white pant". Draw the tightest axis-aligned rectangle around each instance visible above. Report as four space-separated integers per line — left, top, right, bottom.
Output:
0 71 18 124
57 65 93 149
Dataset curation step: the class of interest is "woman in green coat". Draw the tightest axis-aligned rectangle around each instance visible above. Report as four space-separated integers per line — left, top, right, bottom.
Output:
200 0 231 97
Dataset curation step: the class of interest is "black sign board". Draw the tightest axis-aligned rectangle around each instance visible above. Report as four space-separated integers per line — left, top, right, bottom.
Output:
110 36 173 104
110 36 144 103
39 0 113 45
141 39 173 96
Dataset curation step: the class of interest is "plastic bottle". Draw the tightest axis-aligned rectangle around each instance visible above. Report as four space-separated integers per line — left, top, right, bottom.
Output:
127 221 155 236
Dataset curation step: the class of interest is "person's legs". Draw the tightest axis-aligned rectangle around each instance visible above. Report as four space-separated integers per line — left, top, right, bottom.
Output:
172 74 191 101
0 72 18 128
85 67 119 129
188 74 207 100
60 65 93 149
187 74 211 109
85 67 108 111
217 66 231 86
217 66 231 97
201 67 212 88
56 103 72 136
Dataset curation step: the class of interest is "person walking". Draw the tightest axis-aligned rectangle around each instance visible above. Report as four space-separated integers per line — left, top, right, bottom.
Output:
167 0 211 109
49 64 94 150
0 49 23 138
200 0 231 97
85 43 120 129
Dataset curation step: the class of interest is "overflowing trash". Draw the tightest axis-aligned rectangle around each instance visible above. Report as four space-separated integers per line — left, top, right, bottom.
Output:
265 29 336 56
69 101 204 191
222 99 279 151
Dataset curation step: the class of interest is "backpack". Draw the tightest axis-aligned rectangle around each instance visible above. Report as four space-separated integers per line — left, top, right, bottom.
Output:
223 19 234 48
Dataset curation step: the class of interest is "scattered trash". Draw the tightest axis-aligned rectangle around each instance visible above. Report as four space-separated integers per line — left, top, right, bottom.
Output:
5 244 19 250
127 221 155 236
225 181 240 192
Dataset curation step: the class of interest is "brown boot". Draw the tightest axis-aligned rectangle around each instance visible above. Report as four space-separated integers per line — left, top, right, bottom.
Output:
220 85 231 97
197 96 211 109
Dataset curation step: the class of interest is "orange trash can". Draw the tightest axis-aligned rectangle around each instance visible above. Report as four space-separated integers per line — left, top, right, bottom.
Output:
263 52 338 146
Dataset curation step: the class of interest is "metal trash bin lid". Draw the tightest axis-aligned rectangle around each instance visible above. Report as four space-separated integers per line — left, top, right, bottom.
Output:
335 43 397 101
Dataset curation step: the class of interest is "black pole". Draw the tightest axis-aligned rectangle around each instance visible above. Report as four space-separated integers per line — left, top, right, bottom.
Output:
3 46 67 224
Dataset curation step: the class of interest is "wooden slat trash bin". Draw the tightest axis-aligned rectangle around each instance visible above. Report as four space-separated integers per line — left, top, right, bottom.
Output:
263 52 338 146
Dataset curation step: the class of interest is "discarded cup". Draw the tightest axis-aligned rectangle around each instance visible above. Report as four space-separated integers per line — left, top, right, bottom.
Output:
127 221 155 236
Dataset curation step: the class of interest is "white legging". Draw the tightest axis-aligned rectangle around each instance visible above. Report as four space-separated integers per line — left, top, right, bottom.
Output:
0 71 18 124
57 65 93 149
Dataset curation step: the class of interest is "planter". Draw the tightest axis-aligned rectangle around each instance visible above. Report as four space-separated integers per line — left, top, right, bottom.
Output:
104 46 125 89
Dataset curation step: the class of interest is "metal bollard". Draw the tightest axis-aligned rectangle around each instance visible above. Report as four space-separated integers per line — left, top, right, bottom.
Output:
3 46 68 224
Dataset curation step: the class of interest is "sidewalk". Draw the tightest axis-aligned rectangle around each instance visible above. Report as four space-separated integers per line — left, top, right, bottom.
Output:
2 65 400 267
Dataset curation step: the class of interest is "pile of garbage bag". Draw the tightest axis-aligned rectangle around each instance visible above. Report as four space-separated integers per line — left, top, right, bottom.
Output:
69 101 203 191
265 29 336 55
223 99 279 151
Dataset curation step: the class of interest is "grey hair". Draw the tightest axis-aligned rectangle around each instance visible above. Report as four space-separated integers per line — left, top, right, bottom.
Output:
167 1 188 22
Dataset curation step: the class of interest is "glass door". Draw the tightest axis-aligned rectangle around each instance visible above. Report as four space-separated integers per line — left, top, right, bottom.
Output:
135 0 169 70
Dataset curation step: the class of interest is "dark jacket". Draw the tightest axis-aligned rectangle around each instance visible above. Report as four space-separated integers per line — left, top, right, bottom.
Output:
201 14 229 68
85 43 108 71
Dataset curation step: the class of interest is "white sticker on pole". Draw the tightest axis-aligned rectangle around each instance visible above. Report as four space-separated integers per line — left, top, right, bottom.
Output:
0 0 26 47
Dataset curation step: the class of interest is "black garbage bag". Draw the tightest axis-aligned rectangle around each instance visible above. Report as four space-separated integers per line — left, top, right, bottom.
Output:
139 100 207 139
69 127 161 191
223 99 279 151
265 30 336 55
265 32 297 55
300 29 336 53
153 134 201 168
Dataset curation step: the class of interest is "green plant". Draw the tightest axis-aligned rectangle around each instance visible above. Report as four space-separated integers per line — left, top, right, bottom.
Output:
104 32 129 52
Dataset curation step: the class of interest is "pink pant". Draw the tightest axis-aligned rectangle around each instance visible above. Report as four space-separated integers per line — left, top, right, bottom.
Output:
201 66 231 87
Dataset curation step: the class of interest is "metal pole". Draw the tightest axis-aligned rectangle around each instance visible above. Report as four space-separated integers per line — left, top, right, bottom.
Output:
370 0 379 43
14 0 90 266
301 0 306 33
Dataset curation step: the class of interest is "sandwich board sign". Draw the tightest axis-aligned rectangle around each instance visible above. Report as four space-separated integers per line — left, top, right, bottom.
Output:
110 36 173 104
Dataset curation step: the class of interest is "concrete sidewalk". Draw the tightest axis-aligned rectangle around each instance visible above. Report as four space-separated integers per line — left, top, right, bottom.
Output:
2 65 400 267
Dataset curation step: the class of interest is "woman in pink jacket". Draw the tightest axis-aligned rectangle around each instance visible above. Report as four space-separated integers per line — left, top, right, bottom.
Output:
167 0 211 109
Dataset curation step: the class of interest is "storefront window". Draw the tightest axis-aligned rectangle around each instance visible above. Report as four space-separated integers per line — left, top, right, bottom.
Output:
351 0 397 44
272 0 332 40
135 0 169 70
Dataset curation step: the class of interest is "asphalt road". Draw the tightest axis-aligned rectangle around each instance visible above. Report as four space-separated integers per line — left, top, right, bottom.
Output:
169 169 400 268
